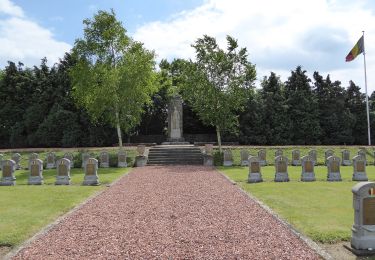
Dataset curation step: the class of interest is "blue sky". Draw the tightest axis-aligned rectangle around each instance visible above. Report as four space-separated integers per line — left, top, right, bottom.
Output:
1 0 375 93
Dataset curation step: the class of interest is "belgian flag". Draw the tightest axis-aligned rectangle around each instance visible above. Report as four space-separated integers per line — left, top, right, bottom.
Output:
345 36 364 62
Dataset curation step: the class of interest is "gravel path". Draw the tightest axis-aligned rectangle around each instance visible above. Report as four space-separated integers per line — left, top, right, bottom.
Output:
13 166 320 259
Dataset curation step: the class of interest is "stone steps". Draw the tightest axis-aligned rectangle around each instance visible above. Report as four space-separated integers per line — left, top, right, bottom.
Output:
147 145 203 165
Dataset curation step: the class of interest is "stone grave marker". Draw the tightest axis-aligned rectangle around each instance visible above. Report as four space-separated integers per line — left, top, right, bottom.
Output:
55 158 71 185
274 155 289 182
81 152 92 168
223 149 233 166
325 149 334 165
83 158 99 185
351 182 375 251
275 149 283 158
0 159 16 186
258 149 267 166
99 151 109 168
308 149 317 165
28 159 43 185
358 149 367 163
352 155 368 181
301 155 315 182
240 149 249 166
292 149 301 166
28 153 38 169
203 144 214 166
135 145 147 167
64 152 74 168
11 153 21 170
327 155 342 181
248 156 263 183
46 152 56 169
342 150 351 166
118 150 127 167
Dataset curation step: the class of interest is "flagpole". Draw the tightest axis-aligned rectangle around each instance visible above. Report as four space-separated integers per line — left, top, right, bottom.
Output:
363 31 371 146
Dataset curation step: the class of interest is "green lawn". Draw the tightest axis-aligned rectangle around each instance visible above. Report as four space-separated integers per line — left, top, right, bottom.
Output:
219 165 375 243
0 167 130 247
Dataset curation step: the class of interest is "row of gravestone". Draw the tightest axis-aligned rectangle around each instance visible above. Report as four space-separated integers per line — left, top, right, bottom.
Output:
219 148 368 166
246 154 368 183
0 150 130 170
0 157 100 186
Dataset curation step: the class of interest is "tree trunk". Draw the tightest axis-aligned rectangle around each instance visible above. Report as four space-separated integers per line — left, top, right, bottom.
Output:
216 125 222 153
115 110 123 147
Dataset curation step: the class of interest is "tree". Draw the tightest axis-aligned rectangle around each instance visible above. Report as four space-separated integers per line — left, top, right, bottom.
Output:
70 10 157 147
181 35 256 152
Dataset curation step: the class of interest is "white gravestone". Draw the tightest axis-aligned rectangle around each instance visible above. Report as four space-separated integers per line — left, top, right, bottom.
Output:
325 149 334 166
351 182 375 251
301 155 316 182
308 149 317 166
292 149 301 166
118 150 127 168
83 158 99 186
0 159 16 186
342 150 351 166
327 156 342 181
46 152 56 169
258 149 267 166
99 151 109 168
11 153 21 170
223 149 233 166
352 155 368 181
248 156 263 183
240 149 249 166
28 159 43 185
274 155 289 182
55 158 71 185
64 152 74 168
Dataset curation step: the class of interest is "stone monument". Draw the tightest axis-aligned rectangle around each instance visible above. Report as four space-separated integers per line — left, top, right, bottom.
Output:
308 149 317 165
11 153 21 170
83 158 99 185
358 149 367 163
28 159 43 185
223 149 233 166
166 95 185 143
118 150 127 168
327 155 342 181
301 155 316 182
240 149 249 166
342 150 351 166
46 152 56 169
292 149 301 166
248 156 263 183
352 155 368 181
135 145 147 167
258 149 267 166
203 144 213 166
81 152 91 168
275 149 283 158
55 158 71 185
99 151 109 168
274 155 289 182
0 159 16 186
325 149 334 165
351 182 375 252
28 153 38 170
64 152 74 168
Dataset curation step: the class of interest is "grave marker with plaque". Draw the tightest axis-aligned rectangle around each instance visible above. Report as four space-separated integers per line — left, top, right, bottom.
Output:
308 150 317 165
274 155 289 182
28 159 43 185
223 149 233 166
240 149 249 166
99 151 109 168
327 156 342 181
351 182 375 251
248 156 263 183
55 158 71 185
325 149 334 165
258 149 267 166
352 155 368 181
342 150 351 166
118 150 127 167
46 152 56 169
83 158 99 185
292 150 301 166
301 155 316 182
0 159 16 186
28 153 38 170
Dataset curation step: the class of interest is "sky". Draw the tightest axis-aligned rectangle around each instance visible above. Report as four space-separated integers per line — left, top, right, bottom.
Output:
1 0 375 93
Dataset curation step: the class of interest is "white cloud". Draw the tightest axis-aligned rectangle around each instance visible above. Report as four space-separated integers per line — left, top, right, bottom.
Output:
134 0 375 93
0 0 71 67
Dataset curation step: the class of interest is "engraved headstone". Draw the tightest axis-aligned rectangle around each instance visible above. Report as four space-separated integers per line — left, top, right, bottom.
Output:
292 149 301 166
83 158 99 185
275 149 283 158
358 149 367 163
223 149 233 166
248 156 263 183
308 149 317 165
240 149 249 166
28 159 43 185
274 155 289 182
167 95 185 142
327 156 342 181
55 158 71 185
63 152 74 168
342 150 351 166
135 145 147 167
258 149 267 166
81 152 91 168
28 153 38 170
118 150 127 168
0 159 16 186
325 149 334 165
352 155 368 181
351 182 375 251
11 153 21 170
301 155 316 182
99 151 109 168
46 152 56 169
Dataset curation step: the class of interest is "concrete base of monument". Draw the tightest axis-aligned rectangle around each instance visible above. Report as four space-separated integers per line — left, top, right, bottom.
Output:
344 244 375 256
161 141 190 145
135 156 147 167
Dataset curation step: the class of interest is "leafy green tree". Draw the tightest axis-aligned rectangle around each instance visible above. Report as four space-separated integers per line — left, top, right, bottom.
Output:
181 35 256 152
70 10 157 147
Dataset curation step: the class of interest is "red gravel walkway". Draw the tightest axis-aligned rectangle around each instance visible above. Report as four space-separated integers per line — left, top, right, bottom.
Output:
13 166 320 259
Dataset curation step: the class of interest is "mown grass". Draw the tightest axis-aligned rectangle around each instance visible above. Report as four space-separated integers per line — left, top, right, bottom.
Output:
219 165 375 243
0 167 130 247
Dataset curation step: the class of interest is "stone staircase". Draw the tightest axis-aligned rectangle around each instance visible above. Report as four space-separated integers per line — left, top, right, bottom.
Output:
147 145 203 165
